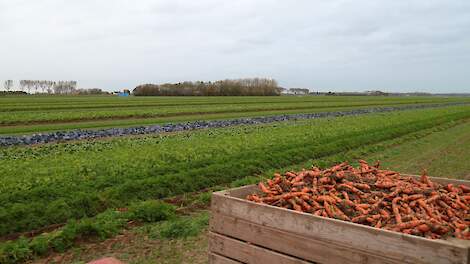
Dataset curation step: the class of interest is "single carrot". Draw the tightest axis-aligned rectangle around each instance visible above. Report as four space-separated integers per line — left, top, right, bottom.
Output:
459 185 470 193
285 172 297 178
258 182 271 194
417 224 430 233
392 197 402 224
396 220 425 230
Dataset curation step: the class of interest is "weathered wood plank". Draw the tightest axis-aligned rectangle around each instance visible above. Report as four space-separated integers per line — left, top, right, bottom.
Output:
209 232 312 264
211 185 470 264
210 212 399 264
209 252 243 264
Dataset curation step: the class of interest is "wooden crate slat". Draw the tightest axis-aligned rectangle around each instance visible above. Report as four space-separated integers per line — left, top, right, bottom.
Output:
210 212 400 264
209 252 243 264
209 232 312 264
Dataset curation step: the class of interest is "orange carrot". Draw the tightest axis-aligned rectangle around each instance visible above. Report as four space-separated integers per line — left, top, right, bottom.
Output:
417 224 430 233
392 197 402 224
396 220 425 230
258 182 271 194
248 160 470 240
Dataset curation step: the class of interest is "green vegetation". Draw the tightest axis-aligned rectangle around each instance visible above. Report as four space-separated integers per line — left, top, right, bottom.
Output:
0 200 176 264
1 95 469 134
366 120 470 179
1 95 470 263
154 213 209 239
1 105 470 238
133 78 279 96
2 104 470 263
22 118 470 263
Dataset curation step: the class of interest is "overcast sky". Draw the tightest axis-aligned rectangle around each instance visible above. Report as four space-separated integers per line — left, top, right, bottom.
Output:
1 0 470 93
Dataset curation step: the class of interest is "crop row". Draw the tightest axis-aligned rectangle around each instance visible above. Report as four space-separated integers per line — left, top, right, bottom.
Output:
0 106 469 237
1 96 469 125
2 102 466 146
1 95 466 112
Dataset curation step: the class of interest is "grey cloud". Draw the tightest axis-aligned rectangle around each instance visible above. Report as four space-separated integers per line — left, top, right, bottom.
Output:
0 0 469 93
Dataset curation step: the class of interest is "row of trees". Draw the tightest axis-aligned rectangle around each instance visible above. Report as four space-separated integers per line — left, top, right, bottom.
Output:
133 78 280 96
2 80 78 94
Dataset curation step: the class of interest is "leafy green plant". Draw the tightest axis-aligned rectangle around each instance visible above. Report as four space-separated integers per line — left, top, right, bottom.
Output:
128 200 176 222
0 237 31 264
158 213 209 239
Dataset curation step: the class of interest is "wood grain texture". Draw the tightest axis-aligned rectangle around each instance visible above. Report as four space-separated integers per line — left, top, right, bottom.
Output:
209 252 243 264
210 212 400 264
209 232 312 264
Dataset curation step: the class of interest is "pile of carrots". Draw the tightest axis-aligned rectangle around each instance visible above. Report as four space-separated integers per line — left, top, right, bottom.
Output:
247 160 470 240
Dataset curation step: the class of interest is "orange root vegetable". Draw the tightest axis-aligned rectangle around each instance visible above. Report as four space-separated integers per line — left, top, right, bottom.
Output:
459 185 470 193
392 197 402 224
247 160 470 240
285 172 297 178
395 220 426 231
417 223 431 233
258 182 271 194
420 170 433 188
455 195 469 210
402 194 424 202
375 219 382 228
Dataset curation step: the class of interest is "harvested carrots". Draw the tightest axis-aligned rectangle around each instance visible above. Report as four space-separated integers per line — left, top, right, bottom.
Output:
247 161 470 240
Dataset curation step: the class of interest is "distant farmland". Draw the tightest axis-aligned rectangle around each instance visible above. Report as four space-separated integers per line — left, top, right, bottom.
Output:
1 95 470 263
1 95 470 135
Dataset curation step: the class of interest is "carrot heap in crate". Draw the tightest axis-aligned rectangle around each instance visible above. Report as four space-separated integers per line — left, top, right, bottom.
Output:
247 160 470 240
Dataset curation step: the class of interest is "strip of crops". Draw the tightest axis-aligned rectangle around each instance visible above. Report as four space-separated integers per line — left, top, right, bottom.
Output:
1 96 469 125
1 95 467 112
2 103 465 146
2 114 469 264
1 103 466 137
0 106 469 237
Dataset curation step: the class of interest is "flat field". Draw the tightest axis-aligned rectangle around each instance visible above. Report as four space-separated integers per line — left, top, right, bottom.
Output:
41 117 470 264
0 96 469 263
1 95 469 135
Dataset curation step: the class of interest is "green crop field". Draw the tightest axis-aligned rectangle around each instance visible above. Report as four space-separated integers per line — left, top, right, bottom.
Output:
1 96 470 263
1 95 469 135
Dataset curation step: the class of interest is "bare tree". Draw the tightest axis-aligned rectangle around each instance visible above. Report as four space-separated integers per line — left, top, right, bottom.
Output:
3 80 13 92
39 81 44 93
19 80 25 92
26 80 32 94
33 80 39 94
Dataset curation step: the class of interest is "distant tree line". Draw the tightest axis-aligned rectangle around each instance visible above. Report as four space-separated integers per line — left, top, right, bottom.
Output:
0 90 28 96
3 80 13 91
280 88 310 95
133 78 280 96
1 80 80 94
75 88 109 95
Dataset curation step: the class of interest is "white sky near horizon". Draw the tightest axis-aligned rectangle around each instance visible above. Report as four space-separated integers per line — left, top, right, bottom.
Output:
0 0 470 93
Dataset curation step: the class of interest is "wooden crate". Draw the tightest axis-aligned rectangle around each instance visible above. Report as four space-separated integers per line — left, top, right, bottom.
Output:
209 175 470 264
